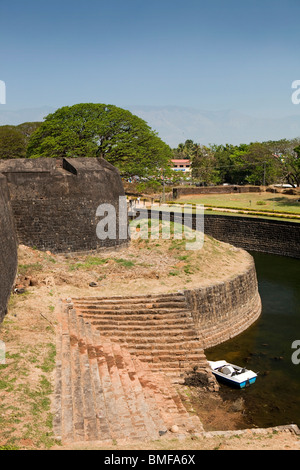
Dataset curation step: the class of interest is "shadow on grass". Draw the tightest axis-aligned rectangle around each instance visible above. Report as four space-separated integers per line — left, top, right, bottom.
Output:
268 197 300 209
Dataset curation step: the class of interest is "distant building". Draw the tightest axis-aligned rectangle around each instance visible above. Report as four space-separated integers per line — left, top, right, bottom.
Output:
171 159 191 173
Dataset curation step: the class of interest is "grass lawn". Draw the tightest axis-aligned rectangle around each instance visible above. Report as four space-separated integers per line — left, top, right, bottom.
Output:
175 192 300 215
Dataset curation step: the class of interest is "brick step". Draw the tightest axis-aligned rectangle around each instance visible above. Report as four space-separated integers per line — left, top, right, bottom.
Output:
151 368 209 384
150 365 209 375
127 354 205 367
97 337 200 350
96 329 199 341
127 354 203 365
66 294 217 392
140 357 203 367
58 307 147 442
76 307 190 316
130 357 200 427
107 340 167 437
94 336 159 441
148 359 207 369
86 322 197 334
120 346 205 356
74 301 188 310
92 322 172 441
77 309 190 319
81 321 198 338
66 309 102 442
132 352 206 363
78 309 192 318
102 338 200 430
94 332 204 436
54 303 204 445
111 341 188 430
73 301 187 310
79 315 195 328
106 337 202 350
72 293 186 303
78 311 193 321
107 340 206 371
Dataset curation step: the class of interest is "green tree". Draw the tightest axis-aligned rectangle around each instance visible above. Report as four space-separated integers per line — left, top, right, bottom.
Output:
0 125 27 159
172 140 195 160
16 122 42 145
191 145 220 185
0 122 42 160
27 103 172 177
212 141 283 186
242 142 282 186
258 139 300 187
210 143 235 184
278 145 300 187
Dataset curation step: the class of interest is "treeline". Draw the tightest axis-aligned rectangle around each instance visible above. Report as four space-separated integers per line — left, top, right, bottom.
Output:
0 102 172 180
0 122 42 159
172 139 300 187
0 120 299 187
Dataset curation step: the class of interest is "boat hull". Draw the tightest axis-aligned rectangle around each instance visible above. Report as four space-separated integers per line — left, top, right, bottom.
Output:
208 360 257 389
212 372 257 389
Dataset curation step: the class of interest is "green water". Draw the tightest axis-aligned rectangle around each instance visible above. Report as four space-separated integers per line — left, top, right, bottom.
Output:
206 252 300 428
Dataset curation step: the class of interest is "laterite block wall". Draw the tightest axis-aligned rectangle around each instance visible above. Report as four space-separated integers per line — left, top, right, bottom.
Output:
0 157 129 253
0 174 18 322
184 254 262 349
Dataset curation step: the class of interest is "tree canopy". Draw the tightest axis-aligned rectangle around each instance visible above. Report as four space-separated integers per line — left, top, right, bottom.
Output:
1 111 299 186
172 138 300 186
0 122 41 159
191 145 220 185
26 103 172 178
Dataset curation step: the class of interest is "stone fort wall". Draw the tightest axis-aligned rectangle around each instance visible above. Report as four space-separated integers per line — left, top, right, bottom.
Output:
131 208 299 348
1 173 298 351
184 254 262 349
0 157 129 254
173 185 261 199
140 209 299 259
0 157 129 324
203 213 300 259
0 174 18 323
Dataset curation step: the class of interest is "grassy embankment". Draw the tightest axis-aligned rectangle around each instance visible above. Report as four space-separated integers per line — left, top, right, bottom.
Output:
163 192 300 223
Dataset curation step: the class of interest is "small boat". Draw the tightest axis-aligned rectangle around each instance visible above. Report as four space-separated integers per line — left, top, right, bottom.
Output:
208 360 257 389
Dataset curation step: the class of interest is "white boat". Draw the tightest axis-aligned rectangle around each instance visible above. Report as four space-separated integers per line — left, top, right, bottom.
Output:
208 360 257 389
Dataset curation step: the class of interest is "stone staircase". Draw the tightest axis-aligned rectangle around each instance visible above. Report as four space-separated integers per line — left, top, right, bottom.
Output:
72 292 212 384
53 297 208 445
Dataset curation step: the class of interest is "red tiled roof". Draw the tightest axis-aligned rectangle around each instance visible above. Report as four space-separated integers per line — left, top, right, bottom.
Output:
171 159 190 164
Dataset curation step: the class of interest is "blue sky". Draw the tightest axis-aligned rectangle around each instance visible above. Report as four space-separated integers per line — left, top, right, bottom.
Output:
1 0 300 119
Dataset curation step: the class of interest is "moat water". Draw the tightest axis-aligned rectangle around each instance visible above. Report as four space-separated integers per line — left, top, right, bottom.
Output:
206 252 300 428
